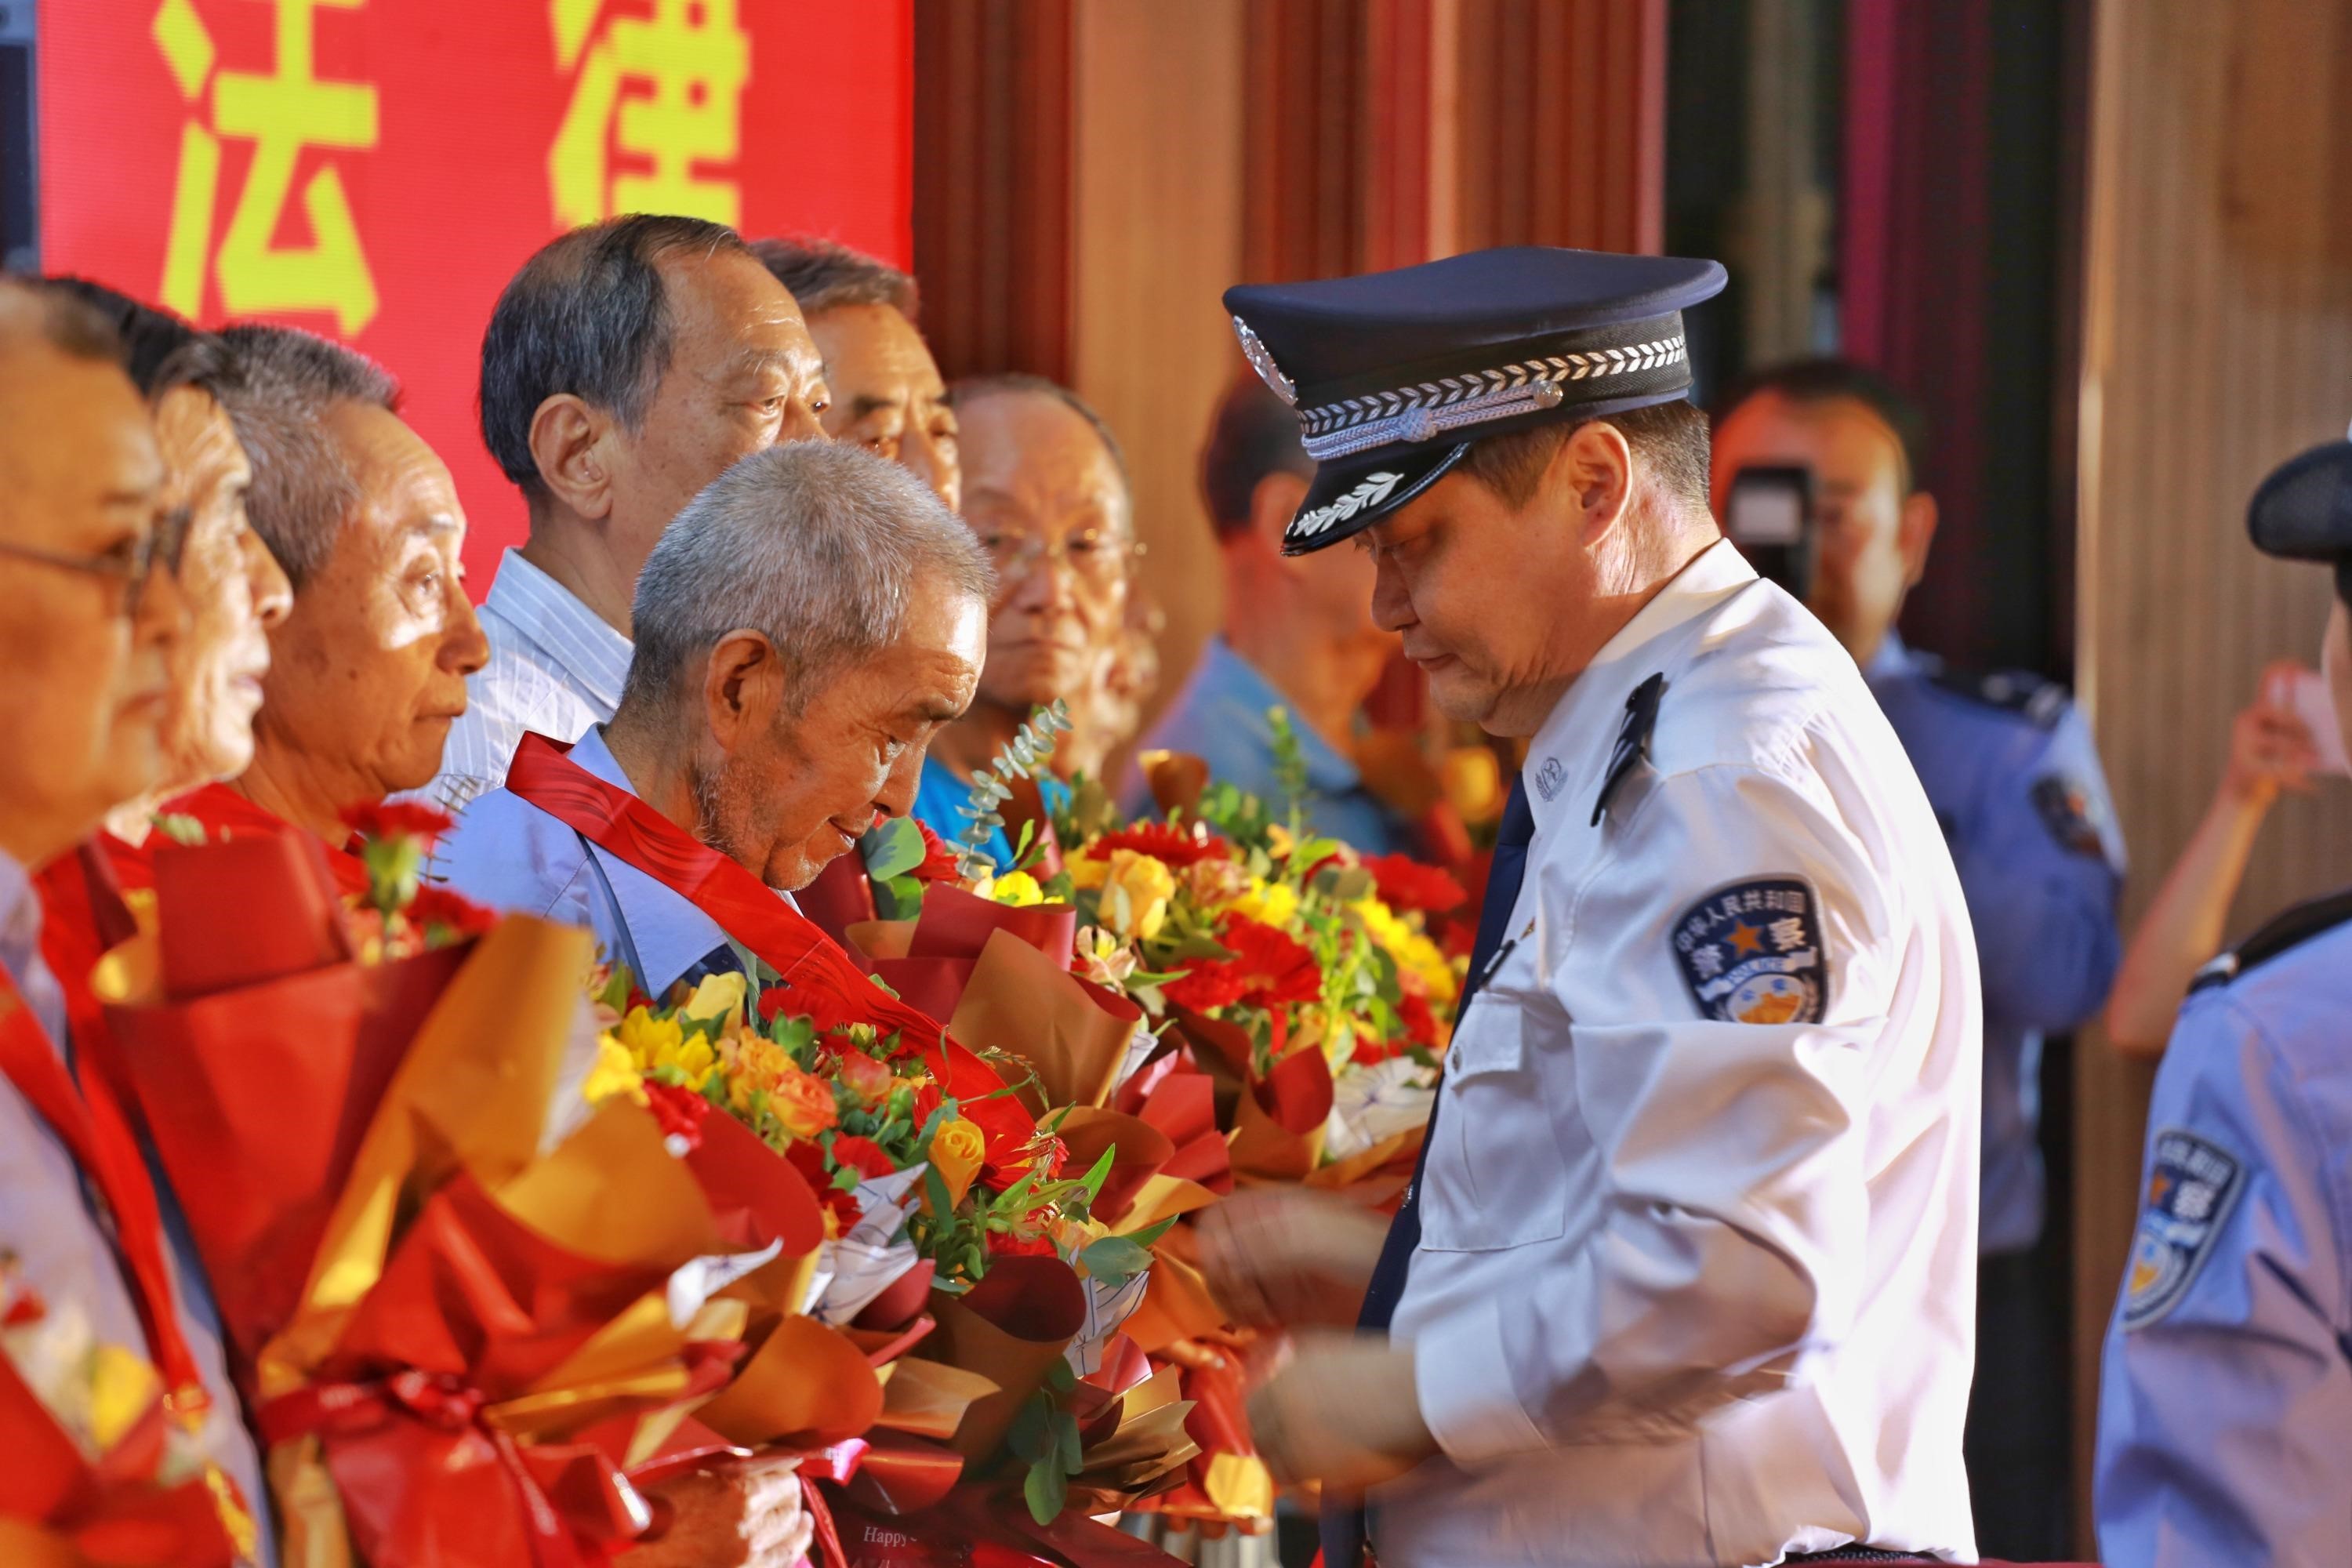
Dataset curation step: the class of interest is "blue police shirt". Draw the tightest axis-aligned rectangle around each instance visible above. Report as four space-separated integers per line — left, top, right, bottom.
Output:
1120 636 1410 855
1867 633 2125 1254
2094 896 2352 1567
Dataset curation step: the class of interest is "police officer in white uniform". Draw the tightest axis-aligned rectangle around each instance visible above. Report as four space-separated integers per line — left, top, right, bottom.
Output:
1196 247 1984 1567
2094 437 2352 1568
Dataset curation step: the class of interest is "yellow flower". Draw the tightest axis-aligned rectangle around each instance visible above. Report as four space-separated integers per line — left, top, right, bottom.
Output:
927 1116 988 1209
988 869 1045 908
1230 876 1299 929
1266 823 1297 860
1067 855 1111 891
1354 897 1457 1004
1101 850 1176 941
1073 926 1138 988
681 969 748 1025
618 1006 716 1082
89 1342 160 1451
583 1033 649 1107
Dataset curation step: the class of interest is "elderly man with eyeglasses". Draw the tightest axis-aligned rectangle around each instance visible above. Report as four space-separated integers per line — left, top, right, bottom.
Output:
908 375 1144 864
0 278 277 1563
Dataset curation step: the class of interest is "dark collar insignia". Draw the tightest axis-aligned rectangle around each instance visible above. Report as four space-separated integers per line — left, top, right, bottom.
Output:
2190 886 2352 993
1593 672 1666 826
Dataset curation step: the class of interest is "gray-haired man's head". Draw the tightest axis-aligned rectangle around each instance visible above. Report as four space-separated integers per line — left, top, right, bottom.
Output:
611 441 992 891
750 236 959 513
479 216 832 625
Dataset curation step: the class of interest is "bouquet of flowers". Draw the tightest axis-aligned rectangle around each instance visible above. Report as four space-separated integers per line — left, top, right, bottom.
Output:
85 810 801 1566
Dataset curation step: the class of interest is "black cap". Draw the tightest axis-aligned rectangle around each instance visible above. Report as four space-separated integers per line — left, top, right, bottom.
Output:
1223 246 1728 554
2248 437 2352 562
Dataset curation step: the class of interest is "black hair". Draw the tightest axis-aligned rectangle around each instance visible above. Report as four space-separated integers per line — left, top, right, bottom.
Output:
478 214 749 499
1200 376 1312 539
34 277 238 401
748 236 920 321
1713 357 1929 495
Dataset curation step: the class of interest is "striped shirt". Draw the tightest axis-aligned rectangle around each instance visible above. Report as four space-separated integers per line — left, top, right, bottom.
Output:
417 548 633 814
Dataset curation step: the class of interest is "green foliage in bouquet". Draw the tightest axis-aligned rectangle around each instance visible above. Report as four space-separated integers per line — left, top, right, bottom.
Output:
952 699 1073 880
858 815 933 920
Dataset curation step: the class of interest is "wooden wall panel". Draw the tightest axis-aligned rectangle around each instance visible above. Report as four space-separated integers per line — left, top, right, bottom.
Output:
1070 0 1247 753
911 0 1076 382
2070 0 2352 1545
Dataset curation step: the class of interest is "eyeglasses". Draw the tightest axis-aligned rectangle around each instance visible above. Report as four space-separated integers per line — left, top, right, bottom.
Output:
973 526 1146 590
0 506 192 617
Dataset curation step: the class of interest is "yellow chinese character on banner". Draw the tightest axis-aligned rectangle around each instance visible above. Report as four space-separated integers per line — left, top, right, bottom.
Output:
548 0 750 230
153 0 381 336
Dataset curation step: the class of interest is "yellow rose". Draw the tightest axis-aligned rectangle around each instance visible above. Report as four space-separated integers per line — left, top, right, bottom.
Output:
1231 876 1298 929
989 869 1045 908
583 1033 649 1107
1067 855 1111 891
1101 850 1176 941
681 969 748 1025
927 1116 988 1209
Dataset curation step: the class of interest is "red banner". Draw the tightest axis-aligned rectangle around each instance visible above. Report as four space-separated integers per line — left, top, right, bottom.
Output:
38 0 913 586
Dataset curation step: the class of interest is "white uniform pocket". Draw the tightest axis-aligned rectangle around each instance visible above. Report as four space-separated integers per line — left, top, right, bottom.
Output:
1418 995 1572 1252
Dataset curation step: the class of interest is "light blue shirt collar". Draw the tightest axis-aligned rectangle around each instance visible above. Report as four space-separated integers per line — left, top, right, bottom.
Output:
485 549 633 713
1864 628 1918 684
567 727 740 993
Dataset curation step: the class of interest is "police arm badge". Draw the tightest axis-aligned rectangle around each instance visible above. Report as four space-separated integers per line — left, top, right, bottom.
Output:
1671 877 1828 1025
2032 773 2109 861
2121 1128 2246 1330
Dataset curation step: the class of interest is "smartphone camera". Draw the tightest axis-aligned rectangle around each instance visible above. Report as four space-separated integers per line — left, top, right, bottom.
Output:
1724 466 1817 602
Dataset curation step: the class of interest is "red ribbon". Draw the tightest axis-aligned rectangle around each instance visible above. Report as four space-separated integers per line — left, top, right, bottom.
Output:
260 1370 615 1568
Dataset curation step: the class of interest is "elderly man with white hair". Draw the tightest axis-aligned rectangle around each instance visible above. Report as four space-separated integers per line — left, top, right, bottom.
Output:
437 440 990 997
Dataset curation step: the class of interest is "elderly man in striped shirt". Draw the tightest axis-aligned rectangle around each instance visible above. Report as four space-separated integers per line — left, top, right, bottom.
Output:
420 214 831 811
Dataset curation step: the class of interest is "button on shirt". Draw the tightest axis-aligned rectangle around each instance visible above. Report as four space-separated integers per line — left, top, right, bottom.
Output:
418 549 633 814
1121 636 1410 855
2094 911 2352 1568
435 726 770 996
1377 541 1983 1567
0 851 274 1565
1867 634 2125 1255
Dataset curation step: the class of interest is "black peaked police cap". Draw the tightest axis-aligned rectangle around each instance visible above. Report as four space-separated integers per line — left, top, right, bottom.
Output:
1224 246 1727 554
2249 437 2352 564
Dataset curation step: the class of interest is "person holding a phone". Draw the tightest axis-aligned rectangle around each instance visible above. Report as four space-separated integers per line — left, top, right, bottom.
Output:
1712 359 2125 1560
2094 436 2352 1568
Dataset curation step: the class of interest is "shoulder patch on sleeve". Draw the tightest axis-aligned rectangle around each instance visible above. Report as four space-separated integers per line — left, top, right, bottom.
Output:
2031 773 2111 859
2121 1128 2246 1330
1929 666 2071 730
1671 877 1828 1025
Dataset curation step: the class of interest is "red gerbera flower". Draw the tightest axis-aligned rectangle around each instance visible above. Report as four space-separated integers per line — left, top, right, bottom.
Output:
913 819 962 883
1397 986 1442 1051
759 976 883 1039
644 1082 711 1152
1352 1035 1400 1067
339 800 456 845
985 1229 1058 1260
1084 820 1231 869
406 883 495 937
1363 854 1468 914
1162 915 1321 1014
788 1140 863 1231
829 1134 898 1183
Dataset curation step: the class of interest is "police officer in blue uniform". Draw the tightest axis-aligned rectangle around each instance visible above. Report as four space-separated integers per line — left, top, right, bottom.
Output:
1713 360 2125 1557
2094 436 2352 1568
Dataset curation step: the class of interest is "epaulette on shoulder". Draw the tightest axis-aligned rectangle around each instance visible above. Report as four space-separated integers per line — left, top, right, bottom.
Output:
1926 665 2072 730
2190 887 2352 993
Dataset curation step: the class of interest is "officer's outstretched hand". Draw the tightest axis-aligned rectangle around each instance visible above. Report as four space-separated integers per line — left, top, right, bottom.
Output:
1248 1330 1436 1495
1195 1188 1388 1329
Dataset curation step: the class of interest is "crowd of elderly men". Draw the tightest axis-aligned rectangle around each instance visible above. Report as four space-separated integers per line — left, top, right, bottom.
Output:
0 218 1196 1568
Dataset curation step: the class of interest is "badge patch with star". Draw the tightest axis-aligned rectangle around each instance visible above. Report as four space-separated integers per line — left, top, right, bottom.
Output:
2033 774 2110 860
1670 877 1828 1025
2121 1128 2245 1330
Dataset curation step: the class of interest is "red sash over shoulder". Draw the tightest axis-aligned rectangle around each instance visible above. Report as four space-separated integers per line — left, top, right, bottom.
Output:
501 734 1025 1151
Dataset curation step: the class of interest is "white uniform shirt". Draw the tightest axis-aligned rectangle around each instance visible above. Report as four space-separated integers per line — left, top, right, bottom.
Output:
1377 540 1983 1567
416 548 632 813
